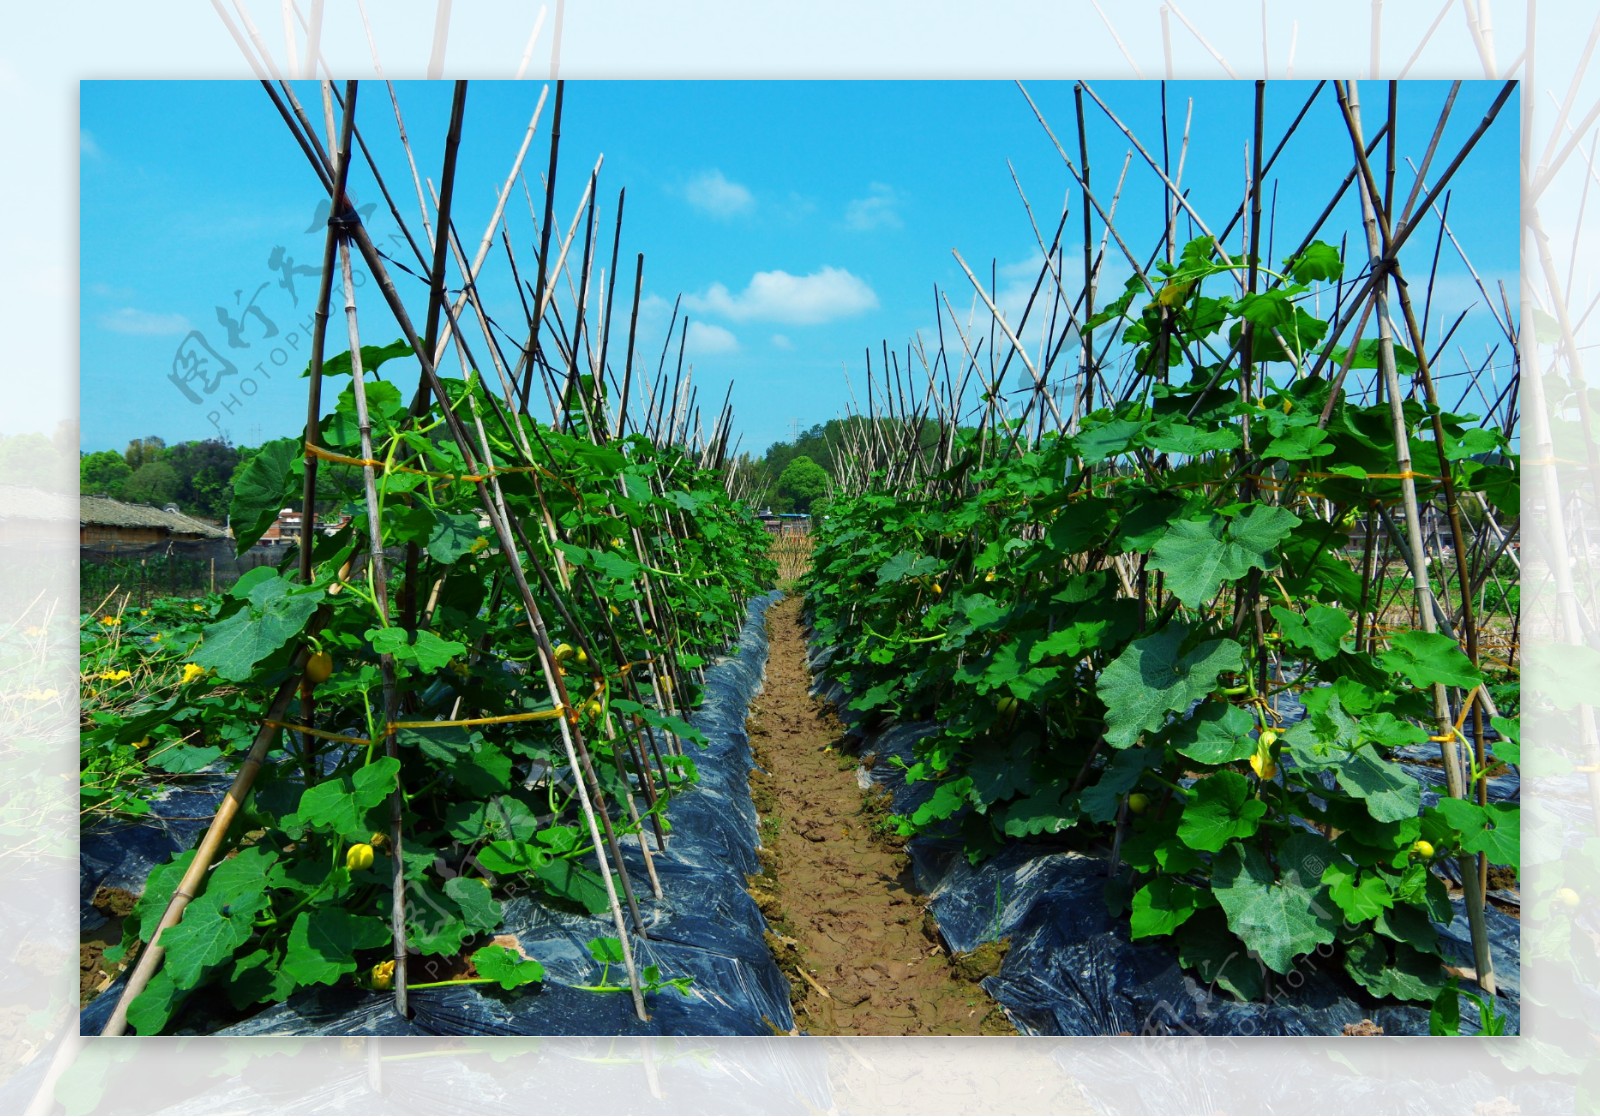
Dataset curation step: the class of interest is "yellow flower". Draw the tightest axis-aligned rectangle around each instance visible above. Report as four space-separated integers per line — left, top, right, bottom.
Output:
23 625 45 637
23 688 59 701
180 663 206 685
98 669 132 683
150 634 162 642
99 616 120 627
192 604 205 613
371 960 395 990
139 610 150 617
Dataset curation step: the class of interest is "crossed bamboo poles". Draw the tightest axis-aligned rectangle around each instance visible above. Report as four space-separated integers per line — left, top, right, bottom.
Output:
825 79 1518 997
103 77 743 1034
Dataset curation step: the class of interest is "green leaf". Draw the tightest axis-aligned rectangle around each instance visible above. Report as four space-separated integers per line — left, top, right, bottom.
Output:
1080 747 1160 823
135 851 198 944
588 936 626 965
471 944 545 990
875 550 941 584
1167 701 1257 765
1148 505 1301 608
160 890 263 989
1335 745 1422 824
967 735 1037 806
444 876 504 933
126 966 184 1035
1286 241 1343 283
225 948 297 1009
427 511 484 564
1131 877 1203 939
146 743 224 774
1211 842 1340 973
1380 630 1483 690
1142 418 1241 456
1345 935 1447 1002
1321 858 1395 923
314 338 415 378
1329 338 1418 374
1269 604 1351 660
1432 798 1519 867
288 756 399 841
229 438 300 551
536 858 614 915
366 626 468 673
474 840 551 875
1177 772 1268 852
910 777 976 826
1097 623 1244 748
1490 717 1520 766
283 908 390 987
998 780 1081 837
1175 907 1265 1001
1260 424 1332 461
1073 417 1144 463
194 573 326 682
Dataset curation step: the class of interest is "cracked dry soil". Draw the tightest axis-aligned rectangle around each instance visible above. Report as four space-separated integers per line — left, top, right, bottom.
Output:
746 596 1014 1036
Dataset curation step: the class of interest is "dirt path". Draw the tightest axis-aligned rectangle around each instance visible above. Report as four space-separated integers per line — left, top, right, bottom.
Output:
746 596 1014 1036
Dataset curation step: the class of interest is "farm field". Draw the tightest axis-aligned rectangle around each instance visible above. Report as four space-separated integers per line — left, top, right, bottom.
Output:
69 72 1536 1065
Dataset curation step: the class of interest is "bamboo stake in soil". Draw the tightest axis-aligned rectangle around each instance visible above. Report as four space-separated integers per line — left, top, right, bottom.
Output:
1341 80 1495 994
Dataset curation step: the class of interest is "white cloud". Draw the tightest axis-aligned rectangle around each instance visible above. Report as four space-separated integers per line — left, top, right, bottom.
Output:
98 307 190 336
685 266 878 325
80 129 102 159
686 321 739 355
680 169 754 219
771 333 793 349
844 183 902 231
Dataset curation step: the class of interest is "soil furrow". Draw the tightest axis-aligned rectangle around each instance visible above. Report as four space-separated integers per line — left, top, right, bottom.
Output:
746 595 1013 1036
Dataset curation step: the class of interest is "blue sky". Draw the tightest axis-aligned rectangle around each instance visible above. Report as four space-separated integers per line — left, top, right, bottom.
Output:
79 79 1519 458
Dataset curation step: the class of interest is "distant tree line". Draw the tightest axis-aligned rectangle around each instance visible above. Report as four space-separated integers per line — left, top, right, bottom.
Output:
80 437 244 522
733 416 940 513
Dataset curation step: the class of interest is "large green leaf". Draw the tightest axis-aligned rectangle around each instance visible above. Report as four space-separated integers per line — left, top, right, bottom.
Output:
160 889 264 989
367 626 467 673
1211 841 1340 973
445 876 504 933
874 550 941 584
1321 857 1395 923
471 944 545 991
1432 798 1519 867
229 438 300 552
1097 623 1244 748
287 756 399 841
1130 877 1203 939
534 858 614 915
1270 604 1351 661
1080 747 1160 823
193 572 325 682
283 908 391 987
1286 241 1344 283
998 779 1081 837
1380 630 1483 690
1148 505 1301 608
125 967 184 1036
1167 700 1257 765
1176 772 1267 852
1335 745 1422 823
313 338 415 379
427 511 485 564
1344 934 1447 1002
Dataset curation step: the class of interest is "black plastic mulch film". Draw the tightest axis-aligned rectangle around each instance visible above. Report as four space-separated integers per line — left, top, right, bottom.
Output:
80 591 793 1040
